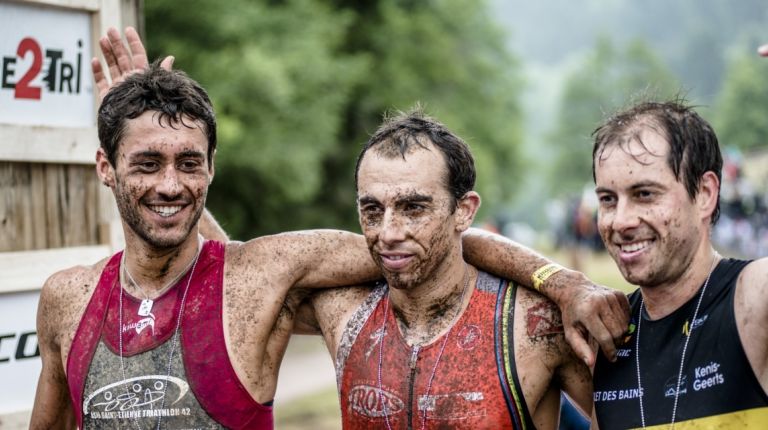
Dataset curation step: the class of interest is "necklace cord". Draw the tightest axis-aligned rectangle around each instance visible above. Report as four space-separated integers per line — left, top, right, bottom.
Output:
118 237 203 430
635 256 718 430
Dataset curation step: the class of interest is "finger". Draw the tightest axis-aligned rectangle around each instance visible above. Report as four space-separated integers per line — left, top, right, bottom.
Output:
99 35 122 83
125 27 148 70
160 55 175 71
565 327 595 367
605 294 631 341
92 57 109 100
106 27 133 78
759 44 768 57
588 319 617 363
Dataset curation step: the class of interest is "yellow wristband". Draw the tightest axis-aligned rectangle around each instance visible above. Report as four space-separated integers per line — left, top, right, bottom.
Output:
531 263 563 292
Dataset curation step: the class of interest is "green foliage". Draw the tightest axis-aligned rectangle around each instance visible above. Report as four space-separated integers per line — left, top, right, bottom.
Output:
145 0 523 238
715 53 768 150
546 37 679 195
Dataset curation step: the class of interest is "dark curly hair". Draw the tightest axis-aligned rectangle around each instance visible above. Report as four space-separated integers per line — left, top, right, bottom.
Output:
97 60 216 167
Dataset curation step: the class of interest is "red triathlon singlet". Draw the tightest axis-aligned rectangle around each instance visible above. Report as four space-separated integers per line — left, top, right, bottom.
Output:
66 240 273 429
337 271 534 429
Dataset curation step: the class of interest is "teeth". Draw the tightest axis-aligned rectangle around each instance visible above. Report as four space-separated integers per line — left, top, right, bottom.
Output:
621 241 650 253
149 205 182 217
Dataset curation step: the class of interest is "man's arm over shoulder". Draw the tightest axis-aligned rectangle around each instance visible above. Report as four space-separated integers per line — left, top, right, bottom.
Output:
228 230 380 293
735 257 768 391
462 227 629 366
29 268 88 429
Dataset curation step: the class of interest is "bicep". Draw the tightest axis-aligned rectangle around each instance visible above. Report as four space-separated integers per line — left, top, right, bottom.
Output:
262 230 380 289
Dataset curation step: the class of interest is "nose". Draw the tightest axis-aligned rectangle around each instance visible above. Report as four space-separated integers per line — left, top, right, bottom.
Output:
156 165 183 198
378 209 407 246
608 198 641 233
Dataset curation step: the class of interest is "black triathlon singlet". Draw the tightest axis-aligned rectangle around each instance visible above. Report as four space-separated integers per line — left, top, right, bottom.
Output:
593 258 768 429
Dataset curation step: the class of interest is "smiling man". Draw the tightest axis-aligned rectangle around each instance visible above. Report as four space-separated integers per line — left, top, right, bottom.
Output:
303 109 593 429
590 100 768 428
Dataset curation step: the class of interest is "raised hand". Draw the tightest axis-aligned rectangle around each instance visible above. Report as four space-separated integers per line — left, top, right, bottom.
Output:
91 26 174 102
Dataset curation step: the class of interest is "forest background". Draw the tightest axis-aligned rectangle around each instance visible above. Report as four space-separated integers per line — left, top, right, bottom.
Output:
140 0 768 242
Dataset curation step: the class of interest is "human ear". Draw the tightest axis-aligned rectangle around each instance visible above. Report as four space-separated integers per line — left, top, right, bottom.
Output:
697 171 720 222
455 191 481 232
95 148 116 188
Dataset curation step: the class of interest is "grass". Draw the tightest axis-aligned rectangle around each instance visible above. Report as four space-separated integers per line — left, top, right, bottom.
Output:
275 249 635 427
274 387 341 430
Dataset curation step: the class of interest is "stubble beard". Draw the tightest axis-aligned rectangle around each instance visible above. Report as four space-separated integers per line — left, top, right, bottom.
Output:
115 185 206 250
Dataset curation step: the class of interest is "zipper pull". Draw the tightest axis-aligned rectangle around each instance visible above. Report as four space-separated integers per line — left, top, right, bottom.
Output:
410 345 420 369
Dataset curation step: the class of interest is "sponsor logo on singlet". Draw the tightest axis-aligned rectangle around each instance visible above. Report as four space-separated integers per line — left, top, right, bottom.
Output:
348 384 405 418
664 374 688 398
122 315 156 336
693 361 725 391
593 387 643 402
83 375 191 420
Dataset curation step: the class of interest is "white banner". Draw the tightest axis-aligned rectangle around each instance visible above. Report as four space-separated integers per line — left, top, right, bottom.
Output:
0 290 41 415
0 2 94 127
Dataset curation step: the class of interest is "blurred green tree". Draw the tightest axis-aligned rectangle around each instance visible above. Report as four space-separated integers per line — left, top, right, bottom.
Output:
144 0 523 239
715 52 768 150
546 37 679 196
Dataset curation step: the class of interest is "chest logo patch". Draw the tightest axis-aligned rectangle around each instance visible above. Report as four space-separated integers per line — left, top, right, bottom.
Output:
457 325 482 350
83 375 190 416
348 384 405 418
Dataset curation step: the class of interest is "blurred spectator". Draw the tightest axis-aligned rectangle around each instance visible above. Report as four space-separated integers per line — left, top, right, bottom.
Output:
713 147 768 258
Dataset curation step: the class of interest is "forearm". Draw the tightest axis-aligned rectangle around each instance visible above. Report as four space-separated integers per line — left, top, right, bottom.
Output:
461 227 588 305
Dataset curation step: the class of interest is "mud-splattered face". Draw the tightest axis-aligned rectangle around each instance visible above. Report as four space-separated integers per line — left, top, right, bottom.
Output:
357 145 461 291
99 111 213 249
594 128 704 288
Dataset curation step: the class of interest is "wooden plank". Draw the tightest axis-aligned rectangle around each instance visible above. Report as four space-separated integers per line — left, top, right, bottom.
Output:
0 245 111 293
29 164 47 249
17 0 100 12
44 165 63 248
0 124 98 165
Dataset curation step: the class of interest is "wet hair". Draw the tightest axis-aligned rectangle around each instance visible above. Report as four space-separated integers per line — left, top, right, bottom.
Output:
97 60 216 167
354 107 476 211
592 99 723 224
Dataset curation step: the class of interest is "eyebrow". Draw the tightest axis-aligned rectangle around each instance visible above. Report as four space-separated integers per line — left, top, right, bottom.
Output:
358 193 434 206
358 196 379 206
396 194 433 204
177 150 205 159
595 180 665 194
129 150 163 160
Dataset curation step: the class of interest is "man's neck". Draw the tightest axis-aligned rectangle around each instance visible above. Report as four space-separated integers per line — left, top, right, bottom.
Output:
640 246 719 320
387 252 474 346
122 231 201 295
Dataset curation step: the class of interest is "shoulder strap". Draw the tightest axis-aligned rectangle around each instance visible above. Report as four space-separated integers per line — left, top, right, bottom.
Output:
335 283 387 387
66 251 122 428
491 275 534 429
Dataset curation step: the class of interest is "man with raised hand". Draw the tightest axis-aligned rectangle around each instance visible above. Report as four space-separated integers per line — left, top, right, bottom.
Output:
590 100 768 428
